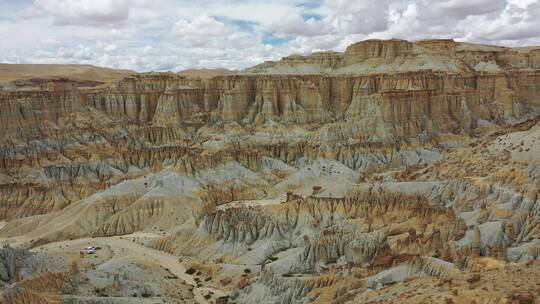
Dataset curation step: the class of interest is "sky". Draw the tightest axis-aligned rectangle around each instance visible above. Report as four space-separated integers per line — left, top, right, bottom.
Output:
0 0 539 72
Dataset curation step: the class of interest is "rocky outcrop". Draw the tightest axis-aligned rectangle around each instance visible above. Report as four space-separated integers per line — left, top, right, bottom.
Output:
344 39 415 64
198 192 465 272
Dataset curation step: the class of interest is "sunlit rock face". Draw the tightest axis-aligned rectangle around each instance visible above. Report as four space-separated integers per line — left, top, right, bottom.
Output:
0 39 539 304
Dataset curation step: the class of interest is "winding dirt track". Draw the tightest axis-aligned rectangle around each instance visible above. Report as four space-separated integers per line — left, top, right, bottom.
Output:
33 234 226 304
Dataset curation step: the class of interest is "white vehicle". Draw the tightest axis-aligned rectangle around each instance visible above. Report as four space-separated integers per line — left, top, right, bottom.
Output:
83 246 101 254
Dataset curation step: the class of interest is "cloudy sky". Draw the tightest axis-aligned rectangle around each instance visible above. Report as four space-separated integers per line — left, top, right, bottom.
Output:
0 0 539 71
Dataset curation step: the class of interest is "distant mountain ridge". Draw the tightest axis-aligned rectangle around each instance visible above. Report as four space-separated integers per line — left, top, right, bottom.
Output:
243 38 540 74
0 63 135 85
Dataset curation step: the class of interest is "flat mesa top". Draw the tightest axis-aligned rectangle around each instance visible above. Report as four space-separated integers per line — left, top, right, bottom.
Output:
0 63 135 84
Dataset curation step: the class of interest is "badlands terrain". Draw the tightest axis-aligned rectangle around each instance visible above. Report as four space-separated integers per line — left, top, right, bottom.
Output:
0 38 539 303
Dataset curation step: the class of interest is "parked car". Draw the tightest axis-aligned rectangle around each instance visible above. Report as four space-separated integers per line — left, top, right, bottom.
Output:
83 246 101 254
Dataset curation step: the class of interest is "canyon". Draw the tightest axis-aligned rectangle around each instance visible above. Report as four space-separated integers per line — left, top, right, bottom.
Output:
0 38 539 304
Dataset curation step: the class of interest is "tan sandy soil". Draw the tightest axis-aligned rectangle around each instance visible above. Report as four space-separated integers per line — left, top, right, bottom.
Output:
178 68 236 79
350 260 540 304
0 63 134 85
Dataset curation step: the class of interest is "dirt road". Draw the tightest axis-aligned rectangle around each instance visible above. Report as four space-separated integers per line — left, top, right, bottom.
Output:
33 233 226 304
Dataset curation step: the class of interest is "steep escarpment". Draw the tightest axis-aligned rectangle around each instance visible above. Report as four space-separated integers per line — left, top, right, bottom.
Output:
4 59 540 141
82 70 540 131
2 63 538 221
248 38 540 74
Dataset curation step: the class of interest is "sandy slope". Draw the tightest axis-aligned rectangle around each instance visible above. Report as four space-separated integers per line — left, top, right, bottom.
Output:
489 121 540 162
178 68 236 79
215 192 288 211
0 63 134 84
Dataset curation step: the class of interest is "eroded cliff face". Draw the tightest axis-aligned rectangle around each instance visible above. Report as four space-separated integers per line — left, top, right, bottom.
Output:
5 41 540 138
3 52 540 144
0 39 539 304
82 70 540 131
1 64 538 220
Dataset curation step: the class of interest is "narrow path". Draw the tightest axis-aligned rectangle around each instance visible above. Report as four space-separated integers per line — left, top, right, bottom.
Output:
216 192 287 211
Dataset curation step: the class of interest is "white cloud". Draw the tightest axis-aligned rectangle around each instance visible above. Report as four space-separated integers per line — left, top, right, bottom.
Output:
97 40 117 52
270 10 332 37
2 0 540 72
174 15 232 38
455 1 540 42
323 0 392 34
507 0 537 8
424 0 505 19
23 0 130 26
